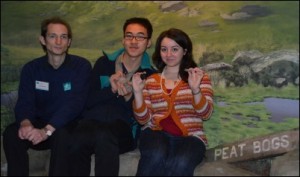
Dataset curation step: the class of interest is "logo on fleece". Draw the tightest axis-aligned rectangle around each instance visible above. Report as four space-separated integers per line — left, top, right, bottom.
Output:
63 82 71 91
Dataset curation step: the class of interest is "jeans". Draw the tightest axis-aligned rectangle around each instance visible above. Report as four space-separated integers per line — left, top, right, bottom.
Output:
136 128 206 176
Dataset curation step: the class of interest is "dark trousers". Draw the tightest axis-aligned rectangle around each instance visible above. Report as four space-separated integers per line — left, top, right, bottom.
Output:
3 120 75 176
136 128 206 176
68 119 134 176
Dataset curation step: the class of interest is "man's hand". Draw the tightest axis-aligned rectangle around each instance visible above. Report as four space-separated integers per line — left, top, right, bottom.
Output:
27 128 48 145
18 119 34 140
110 71 124 93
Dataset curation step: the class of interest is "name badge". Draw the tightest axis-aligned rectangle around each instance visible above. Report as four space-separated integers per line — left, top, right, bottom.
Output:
35 81 49 91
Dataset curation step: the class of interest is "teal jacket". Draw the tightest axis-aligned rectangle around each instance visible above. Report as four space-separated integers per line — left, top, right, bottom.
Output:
82 48 156 142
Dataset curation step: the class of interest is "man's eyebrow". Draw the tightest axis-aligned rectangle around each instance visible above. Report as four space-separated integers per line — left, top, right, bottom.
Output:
47 33 68 35
125 32 146 35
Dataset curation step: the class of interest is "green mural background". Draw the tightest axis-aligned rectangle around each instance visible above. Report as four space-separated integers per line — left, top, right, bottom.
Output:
1 1 299 149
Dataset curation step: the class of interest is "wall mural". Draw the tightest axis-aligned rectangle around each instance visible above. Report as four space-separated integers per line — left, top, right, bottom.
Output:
1 1 299 172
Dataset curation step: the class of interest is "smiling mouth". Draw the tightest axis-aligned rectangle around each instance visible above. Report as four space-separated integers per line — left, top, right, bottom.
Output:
129 46 139 49
166 58 175 62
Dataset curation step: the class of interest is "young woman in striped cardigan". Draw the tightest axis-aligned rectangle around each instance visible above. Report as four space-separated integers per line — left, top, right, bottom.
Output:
132 28 214 176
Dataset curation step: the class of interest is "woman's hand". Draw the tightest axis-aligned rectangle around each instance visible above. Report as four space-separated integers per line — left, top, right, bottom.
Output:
185 67 204 94
132 72 146 94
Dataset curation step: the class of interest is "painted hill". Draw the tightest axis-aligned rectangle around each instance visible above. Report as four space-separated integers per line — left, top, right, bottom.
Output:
1 1 299 62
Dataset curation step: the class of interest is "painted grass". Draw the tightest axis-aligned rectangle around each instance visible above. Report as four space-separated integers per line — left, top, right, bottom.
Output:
1 81 19 94
206 83 299 148
1 45 100 66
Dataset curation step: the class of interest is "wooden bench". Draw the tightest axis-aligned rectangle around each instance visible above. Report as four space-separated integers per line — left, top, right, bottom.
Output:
1 129 298 176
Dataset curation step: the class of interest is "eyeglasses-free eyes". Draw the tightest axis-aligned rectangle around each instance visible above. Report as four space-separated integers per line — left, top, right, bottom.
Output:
46 34 69 40
124 34 149 41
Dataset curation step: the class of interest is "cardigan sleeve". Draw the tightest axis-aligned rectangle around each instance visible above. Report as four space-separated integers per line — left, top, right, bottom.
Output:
192 73 214 120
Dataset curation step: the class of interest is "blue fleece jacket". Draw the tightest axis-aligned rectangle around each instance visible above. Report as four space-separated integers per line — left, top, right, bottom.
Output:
14 54 92 129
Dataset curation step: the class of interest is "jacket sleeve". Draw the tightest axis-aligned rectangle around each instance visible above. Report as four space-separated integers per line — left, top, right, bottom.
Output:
14 63 37 124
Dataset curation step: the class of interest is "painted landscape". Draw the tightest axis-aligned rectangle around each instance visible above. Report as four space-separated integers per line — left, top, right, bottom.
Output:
1 1 299 148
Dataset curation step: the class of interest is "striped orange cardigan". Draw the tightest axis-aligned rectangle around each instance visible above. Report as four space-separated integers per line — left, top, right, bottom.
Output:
133 73 214 145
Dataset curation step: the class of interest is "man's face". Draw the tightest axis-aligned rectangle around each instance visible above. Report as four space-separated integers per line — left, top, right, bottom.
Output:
40 23 71 56
122 23 151 59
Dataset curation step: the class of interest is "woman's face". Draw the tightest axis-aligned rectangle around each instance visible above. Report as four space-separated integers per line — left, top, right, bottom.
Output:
160 37 186 68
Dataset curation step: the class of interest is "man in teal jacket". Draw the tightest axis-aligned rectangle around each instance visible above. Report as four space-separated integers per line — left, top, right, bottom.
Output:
68 17 156 176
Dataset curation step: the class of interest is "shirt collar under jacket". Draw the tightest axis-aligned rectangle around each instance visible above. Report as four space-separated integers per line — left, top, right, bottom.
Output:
102 48 152 69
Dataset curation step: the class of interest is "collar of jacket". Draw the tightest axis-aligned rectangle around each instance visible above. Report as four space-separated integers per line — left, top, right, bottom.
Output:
102 48 152 69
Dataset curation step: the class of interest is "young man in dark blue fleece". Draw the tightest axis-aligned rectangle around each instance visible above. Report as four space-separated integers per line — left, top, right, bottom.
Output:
68 17 156 176
3 17 92 176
